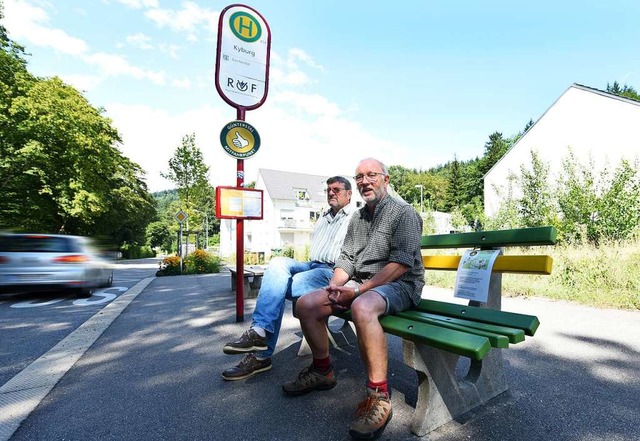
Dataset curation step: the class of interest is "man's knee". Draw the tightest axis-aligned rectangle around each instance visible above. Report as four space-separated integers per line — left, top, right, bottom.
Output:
296 290 326 320
351 294 386 322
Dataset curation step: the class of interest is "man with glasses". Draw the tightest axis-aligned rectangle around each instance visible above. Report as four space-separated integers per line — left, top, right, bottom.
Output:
222 176 354 381
282 158 424 440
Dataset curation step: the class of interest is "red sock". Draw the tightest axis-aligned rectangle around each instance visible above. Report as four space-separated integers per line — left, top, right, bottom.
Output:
312 356 331 373
368 379 388 395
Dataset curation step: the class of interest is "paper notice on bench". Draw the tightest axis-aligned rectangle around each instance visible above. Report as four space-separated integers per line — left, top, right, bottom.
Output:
453 249 500 303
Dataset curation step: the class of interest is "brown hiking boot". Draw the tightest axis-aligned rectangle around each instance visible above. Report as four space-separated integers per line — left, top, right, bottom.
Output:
221 354 272 381
223 328 268 354
282 364 337 396
348 389 392 440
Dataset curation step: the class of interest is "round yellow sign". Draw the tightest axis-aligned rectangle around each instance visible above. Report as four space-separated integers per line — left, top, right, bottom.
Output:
220 120 261 159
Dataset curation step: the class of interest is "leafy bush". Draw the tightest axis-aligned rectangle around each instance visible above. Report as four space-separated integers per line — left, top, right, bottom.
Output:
156 255 182 276
120 242 156 259
184 249 222 274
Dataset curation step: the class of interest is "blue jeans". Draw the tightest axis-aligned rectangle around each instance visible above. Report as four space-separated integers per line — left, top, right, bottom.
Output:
251 257 333 358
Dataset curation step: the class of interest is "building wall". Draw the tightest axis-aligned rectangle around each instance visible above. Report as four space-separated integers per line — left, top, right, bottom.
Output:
484 85 640 217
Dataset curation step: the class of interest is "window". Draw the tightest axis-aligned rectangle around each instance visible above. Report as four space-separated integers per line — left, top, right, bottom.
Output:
294 188 309 201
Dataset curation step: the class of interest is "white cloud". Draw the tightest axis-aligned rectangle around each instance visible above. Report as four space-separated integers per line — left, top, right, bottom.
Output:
59 73 104 92
104 102 235 192
270 91 341 118
126 32 153 50
144 1 219 38
158 43 181 60
288 48 325 72
171 77 191 89
3 1 193 90
113 0 159 9
83 52 166 85
4 0 88 55
104 88 410 193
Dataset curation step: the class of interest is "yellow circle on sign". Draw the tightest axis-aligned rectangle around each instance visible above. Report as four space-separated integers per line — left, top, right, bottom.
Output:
225 127 255 153
230 12 261 42
220 121 261 159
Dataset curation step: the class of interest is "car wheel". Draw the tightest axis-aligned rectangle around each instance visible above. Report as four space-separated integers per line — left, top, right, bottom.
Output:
76 287 93 298
105 272 113 287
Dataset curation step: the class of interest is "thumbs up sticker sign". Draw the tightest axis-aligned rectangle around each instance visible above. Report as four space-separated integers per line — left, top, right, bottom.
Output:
220 120 261 159
232 131 249 148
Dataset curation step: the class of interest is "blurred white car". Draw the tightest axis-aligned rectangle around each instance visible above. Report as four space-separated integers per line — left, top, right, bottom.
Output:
0 233 114 298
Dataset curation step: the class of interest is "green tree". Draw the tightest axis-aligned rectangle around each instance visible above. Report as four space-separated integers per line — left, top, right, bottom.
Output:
518 150 557 228
556 150 599 244
162 134 209 205
593 159 640 242
147 220 173 252
161 133 213 233
444 155 464 210
607 81 640 101
486 172 520 230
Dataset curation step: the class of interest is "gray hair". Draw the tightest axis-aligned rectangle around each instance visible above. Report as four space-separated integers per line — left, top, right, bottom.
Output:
358 157 389 176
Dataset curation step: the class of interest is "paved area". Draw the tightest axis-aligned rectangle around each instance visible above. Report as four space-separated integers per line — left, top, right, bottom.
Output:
3 272 640 440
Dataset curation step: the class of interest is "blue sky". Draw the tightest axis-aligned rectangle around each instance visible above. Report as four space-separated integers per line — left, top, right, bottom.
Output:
4 0 640 192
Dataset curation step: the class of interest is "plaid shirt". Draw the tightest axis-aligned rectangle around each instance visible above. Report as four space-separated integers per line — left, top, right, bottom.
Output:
335 195 425 305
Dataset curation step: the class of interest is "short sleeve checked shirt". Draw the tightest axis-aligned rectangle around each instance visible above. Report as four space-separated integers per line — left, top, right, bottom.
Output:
335 194 425 305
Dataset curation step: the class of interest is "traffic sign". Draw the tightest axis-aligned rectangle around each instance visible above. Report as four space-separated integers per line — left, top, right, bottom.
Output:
175 210 188 224
215 4 271 110
220 120 261 159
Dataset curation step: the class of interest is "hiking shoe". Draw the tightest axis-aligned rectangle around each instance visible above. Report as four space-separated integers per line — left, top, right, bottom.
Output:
221 354 272 381
348 389 392 440
282 364 337 396
223 329 268 354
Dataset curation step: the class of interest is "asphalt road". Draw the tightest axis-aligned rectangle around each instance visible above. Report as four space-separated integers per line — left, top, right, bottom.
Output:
1 266 638 441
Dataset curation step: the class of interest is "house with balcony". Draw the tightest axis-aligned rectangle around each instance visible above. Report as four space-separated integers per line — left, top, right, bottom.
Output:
219 169 363 258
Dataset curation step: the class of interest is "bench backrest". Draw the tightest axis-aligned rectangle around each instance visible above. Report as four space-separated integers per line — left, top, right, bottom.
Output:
421 226 557 275
421 226 557 249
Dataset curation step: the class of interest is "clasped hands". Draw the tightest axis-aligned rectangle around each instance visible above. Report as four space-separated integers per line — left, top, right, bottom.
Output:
323 284 357 311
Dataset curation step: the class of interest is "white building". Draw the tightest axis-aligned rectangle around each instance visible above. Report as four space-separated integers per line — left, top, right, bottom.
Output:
220 169 363 258
484 83 640 217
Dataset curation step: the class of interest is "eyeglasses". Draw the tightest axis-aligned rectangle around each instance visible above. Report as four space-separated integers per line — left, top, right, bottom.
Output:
354 172 386 183
324 187 345 194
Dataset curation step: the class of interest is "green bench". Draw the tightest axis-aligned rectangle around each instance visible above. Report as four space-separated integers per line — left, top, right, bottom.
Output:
333 226 556 436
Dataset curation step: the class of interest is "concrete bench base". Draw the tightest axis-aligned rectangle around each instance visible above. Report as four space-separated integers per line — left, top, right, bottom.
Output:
229 266 266 298
403 340 507 436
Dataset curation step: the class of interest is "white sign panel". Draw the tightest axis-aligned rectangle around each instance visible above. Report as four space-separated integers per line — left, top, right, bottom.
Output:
453 249 501 303
215 5 271 109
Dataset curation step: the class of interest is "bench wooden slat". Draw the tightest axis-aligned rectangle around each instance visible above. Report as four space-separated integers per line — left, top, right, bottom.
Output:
417 299 540 336
422 255 553 275
396 310 511 348
398 310 525 344
334 311 492 360
421 226 557 249
379 315 492 361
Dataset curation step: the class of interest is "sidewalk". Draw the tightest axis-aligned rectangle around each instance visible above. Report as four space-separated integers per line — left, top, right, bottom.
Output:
7 272 640 441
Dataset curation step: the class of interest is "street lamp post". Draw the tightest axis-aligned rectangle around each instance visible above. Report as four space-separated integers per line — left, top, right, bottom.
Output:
415 184 424 213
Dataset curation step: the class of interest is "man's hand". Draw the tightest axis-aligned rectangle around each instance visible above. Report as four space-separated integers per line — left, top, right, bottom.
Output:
324 284 357 311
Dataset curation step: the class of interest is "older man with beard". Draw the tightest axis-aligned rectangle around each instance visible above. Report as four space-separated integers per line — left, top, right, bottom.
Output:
282 158 425 440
